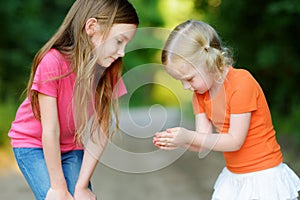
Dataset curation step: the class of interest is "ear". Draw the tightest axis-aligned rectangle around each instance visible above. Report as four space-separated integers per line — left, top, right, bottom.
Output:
85 18 98 36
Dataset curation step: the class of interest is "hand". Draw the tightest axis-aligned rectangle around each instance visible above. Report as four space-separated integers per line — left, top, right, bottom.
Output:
153 127 192 150
74 187 96 200
45 188 74 200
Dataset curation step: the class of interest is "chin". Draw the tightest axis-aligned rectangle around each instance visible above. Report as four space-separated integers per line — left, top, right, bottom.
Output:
97 61 111 68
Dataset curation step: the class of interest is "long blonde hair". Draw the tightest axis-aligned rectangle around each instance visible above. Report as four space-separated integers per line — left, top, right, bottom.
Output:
27 0 139 144
162 20 233 80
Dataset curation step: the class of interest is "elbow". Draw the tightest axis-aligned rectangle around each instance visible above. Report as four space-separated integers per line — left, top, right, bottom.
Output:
230 140 243 151
42 127 60 140
42 129 60 138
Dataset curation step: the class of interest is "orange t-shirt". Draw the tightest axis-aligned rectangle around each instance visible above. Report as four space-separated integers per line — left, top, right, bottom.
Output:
192 67 282 173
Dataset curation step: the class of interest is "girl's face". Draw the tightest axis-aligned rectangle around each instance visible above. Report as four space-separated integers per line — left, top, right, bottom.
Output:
89 22 137 67
166 60 214 94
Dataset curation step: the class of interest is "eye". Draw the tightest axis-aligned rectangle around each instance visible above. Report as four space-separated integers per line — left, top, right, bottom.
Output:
186 77 193 82
116 39 123 45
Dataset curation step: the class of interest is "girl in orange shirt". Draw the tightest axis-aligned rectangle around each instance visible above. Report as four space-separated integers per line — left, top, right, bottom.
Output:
153 20 300 199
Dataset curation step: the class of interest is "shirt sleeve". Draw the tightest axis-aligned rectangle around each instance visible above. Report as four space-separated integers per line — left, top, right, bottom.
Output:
31 52 61 98
230 75 259 114
192 92 206 114
31 51 62 97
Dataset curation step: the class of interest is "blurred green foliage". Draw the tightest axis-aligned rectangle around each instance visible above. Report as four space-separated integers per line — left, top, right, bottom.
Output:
0 0 74 102
1 0 300 148
213 0 300 115
0 102 17 145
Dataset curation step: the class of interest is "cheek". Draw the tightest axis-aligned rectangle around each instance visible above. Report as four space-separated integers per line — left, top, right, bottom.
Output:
192 77 211 91
103 43 118 58
94 46 107 66
95 43 111 62
95 43 117 67
194 81 206 89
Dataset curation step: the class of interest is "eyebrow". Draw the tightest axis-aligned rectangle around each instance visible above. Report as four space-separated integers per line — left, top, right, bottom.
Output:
119 33 129 41
181 74 193 80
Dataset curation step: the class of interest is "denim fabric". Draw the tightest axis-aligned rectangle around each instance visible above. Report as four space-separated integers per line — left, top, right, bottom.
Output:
13 148 91 200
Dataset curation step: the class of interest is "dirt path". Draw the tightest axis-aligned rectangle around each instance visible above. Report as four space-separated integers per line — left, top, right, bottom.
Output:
0 152 224 200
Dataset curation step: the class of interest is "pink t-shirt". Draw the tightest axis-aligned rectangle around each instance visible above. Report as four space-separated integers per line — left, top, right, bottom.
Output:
9 49 127 152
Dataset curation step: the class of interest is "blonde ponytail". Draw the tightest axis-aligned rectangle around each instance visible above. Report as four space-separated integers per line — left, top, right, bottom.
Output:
162 20 234 81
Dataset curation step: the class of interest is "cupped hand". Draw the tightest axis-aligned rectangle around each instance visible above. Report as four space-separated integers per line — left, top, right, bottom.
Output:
153 127 191 150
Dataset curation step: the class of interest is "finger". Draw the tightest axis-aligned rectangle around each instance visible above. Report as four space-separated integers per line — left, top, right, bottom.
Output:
154 142 165 148
155 139 175 147
159 145 177 150
154 141 167 146
153 137 167 143
164 133 174 138
156 133 174 138
166 128 174 133
155 129 177 137
166 127 180 133
153 139 162 145
155 141 177 150
165 141 176 147
156 137 171 144
154 143 163 148
155 131 167 137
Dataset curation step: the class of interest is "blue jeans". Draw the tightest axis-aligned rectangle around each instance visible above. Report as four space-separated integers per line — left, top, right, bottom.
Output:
13 148 92 200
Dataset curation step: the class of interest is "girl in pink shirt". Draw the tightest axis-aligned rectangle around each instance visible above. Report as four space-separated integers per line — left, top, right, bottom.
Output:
8 0 138 199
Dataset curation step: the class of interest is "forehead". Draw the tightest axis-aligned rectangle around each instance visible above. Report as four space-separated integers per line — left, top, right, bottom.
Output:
107 23 137 38
165 61 198 80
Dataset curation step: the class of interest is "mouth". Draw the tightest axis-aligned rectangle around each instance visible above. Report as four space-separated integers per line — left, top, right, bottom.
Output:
110 56 116 62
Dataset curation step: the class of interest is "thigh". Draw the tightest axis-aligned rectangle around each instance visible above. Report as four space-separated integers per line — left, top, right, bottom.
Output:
61 150 92 195
13 148 50 200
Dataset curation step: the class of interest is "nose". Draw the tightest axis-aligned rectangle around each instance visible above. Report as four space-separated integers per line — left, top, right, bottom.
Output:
117 47 125 58
182 80 193 91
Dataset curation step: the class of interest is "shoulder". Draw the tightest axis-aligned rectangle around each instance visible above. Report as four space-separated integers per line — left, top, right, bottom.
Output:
38 49 70 75
226 67 263 99
40 49 67 66
227 67 259 88
229 67 254 80
226 67 262 113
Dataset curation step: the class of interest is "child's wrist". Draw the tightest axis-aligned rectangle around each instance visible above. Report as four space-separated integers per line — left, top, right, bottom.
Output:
75 181 89 190
50 181 68 191
184 129 195 146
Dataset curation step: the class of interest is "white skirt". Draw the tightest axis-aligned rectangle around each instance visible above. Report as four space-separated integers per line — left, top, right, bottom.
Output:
212 163 300 200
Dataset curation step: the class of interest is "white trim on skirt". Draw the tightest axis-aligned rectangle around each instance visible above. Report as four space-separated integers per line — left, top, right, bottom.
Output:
212 163 300 200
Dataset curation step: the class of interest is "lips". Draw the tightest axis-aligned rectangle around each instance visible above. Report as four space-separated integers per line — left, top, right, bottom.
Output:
110 56 116 62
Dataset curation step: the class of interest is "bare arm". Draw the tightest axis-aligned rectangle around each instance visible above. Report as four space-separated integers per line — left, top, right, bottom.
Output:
154 113 251 152
74 125 108 199
193 113 251 152
39 93 73 199
182 113 212 152
153 113 212 151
